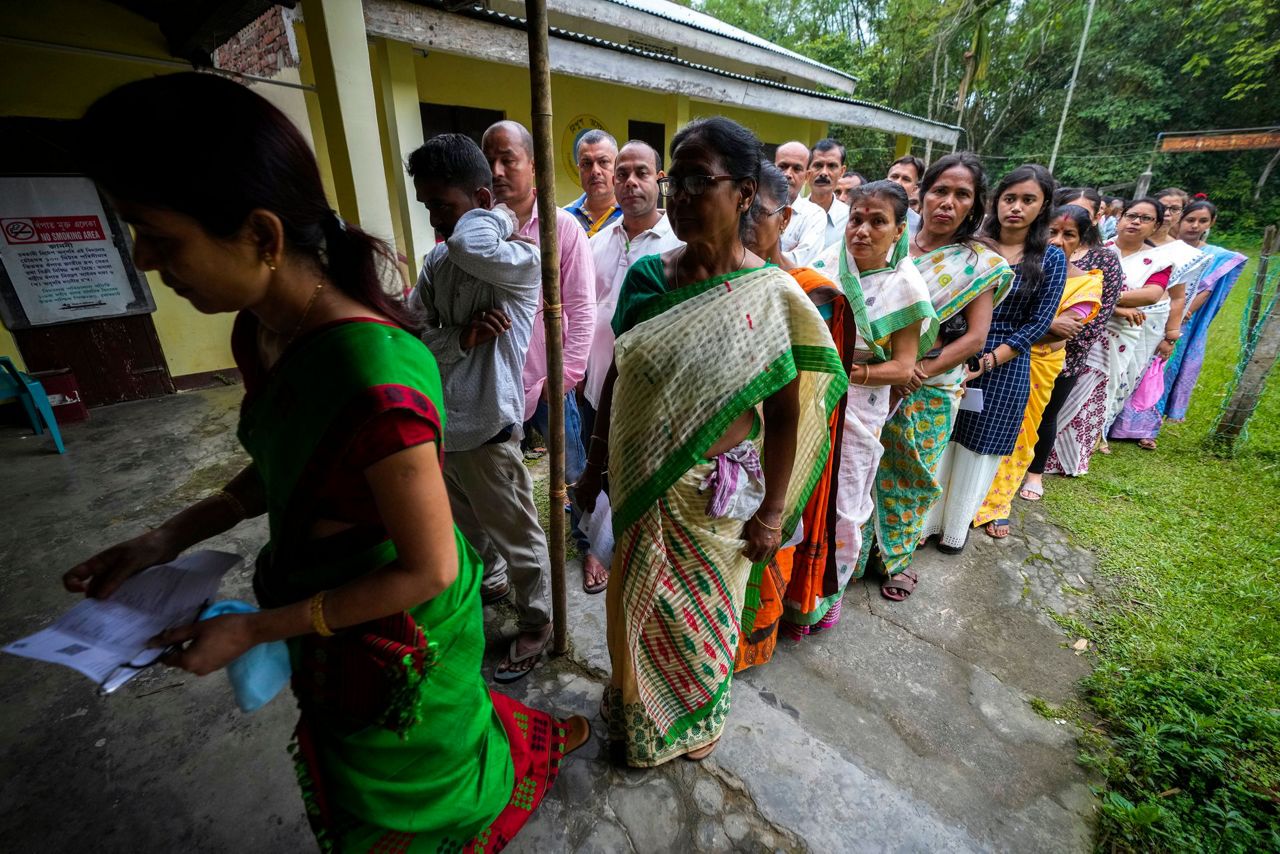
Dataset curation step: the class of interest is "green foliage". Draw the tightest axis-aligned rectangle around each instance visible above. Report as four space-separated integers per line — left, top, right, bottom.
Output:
1041 244 1280 851
686 0 1280 216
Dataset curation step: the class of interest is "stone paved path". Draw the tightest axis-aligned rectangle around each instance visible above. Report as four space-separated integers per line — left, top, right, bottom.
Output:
0 387 1100 851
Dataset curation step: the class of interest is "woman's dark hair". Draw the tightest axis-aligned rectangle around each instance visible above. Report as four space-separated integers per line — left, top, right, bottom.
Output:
670 116 763 239
1181 199 1217 221
79 73 417 330
847 180 910 225
1052 186 1102 215
1049 203 1097 247
407 133 492 190
981 163 1057 292
918 151 988 245
753 160 791 216
1124 196 1166 226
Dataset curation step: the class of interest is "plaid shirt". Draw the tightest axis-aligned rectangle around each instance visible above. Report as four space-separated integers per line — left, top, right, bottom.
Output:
953 245 1068 455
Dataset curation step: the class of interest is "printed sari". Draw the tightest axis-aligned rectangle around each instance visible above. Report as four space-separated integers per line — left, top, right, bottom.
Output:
238 319 568 852
1109 241 1210 439
1160 244 1247 421
1043 246 1124 477
736 267 851 671
975 271 1103 525
604 258 846 766
866 242 1013 576
781 238 938 629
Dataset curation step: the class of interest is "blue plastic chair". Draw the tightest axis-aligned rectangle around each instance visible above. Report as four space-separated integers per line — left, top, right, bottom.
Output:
0 356 65 453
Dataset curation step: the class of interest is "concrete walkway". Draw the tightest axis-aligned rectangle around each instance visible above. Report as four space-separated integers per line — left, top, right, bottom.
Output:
0 387 1100 851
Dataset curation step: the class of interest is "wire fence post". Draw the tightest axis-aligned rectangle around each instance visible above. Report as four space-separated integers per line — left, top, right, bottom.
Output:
1211 225 1280 453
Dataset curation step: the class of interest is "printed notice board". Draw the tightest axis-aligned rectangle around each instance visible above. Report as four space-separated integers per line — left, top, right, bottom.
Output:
0 176 149 327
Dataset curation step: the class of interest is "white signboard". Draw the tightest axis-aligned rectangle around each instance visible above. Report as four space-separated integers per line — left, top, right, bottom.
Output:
0 176 134 326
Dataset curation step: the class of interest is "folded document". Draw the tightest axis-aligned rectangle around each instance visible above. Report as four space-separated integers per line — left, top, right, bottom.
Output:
3 550 238 693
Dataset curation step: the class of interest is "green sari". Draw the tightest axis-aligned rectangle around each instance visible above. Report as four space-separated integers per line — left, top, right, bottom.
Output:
237 318 563 852
604 257 846 766
867 243 1013 576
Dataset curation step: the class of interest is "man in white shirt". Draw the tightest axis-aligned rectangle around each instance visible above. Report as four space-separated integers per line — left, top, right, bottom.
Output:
887 154 925 237
580 140 683 591
806 138 850 252
775 140 827 266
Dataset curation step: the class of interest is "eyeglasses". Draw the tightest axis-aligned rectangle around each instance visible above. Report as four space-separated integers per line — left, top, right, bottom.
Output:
760 202 788 217
656 174 735 198
1122 212 1156 224
1163 205 1183 213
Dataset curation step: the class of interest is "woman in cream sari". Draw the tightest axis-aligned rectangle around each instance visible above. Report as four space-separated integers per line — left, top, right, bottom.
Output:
857 153 1012 600
576 118 846 767
782 180 938 629
1108 189 1209 447
1099 198 1185 440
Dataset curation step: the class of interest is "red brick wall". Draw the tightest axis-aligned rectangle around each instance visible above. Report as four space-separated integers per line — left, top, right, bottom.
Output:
212 6 298 77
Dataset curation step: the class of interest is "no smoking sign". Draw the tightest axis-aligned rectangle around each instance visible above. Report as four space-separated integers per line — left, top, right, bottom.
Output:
2 219 38 244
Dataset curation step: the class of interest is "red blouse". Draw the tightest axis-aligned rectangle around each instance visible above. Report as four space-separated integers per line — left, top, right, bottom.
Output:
232 313 439 527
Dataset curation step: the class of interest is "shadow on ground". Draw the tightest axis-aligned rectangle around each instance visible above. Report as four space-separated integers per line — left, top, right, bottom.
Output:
0 387 1100 852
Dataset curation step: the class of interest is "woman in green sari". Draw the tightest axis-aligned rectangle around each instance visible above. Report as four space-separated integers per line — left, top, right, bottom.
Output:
65 74 587 853
861 153 1013 600
576 117 846 766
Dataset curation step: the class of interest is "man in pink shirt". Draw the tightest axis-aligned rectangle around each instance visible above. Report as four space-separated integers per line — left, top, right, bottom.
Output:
481 121 596 678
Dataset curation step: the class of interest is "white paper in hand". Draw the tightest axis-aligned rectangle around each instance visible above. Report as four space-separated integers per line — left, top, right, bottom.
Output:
3 550 239 693
958 387 984 413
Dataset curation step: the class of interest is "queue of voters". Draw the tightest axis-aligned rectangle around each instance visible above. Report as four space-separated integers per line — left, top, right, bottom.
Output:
60 72 1249 852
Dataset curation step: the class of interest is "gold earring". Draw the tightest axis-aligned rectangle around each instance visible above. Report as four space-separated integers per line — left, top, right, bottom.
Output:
264 257 277 271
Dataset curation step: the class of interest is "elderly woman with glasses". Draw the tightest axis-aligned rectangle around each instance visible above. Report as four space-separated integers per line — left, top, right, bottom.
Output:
575 117 846 767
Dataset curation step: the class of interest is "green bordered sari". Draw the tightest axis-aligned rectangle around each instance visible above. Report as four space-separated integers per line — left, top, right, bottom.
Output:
869 242 1014 576
604 256 846 766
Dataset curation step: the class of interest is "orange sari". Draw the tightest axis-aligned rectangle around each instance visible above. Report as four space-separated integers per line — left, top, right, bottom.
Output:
735 266 851 671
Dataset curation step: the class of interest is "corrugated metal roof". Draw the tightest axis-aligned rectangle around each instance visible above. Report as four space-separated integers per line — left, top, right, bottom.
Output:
425 1 959 135
601 0 858 84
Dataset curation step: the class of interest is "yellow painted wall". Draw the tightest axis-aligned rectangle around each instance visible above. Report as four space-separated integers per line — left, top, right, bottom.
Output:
409 51 815 205
0 0 316 382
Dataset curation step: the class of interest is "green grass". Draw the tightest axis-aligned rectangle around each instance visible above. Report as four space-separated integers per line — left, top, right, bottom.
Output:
1040 241 1280 852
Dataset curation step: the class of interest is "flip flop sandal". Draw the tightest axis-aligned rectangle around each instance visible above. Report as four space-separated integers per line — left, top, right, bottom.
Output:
880 568 919 602
1138 439 1157 451
494 632 551 684
582 560 609 594
683 739 720 761
937 532 969 555
1019 481 1044 501
562 715 592 756
984 519 1011 539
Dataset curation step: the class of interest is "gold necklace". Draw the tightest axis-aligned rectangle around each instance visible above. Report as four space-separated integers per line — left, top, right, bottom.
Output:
285 281 326 349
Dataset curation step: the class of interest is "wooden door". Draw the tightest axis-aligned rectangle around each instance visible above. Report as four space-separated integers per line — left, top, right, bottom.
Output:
13 316 173 406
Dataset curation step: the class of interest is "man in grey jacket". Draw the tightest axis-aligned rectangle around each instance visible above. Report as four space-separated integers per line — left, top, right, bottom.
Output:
408 133 551 682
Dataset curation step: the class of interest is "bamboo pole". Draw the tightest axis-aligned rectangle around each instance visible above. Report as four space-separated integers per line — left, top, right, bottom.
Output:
1212 225 1280 450
524 0 568 656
